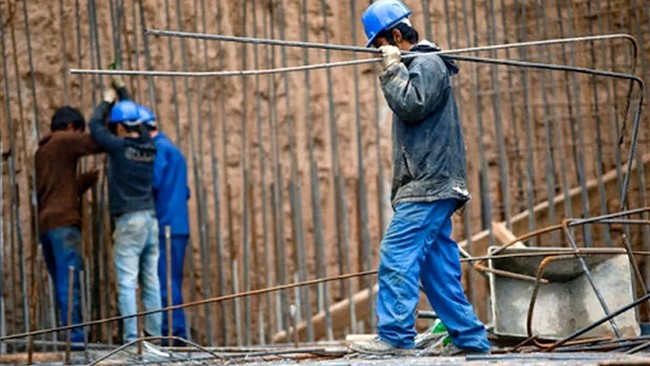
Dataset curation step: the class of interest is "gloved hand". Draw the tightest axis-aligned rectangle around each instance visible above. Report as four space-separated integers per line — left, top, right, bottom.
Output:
379 45 401 69
111 74 126 89
103 88 117 104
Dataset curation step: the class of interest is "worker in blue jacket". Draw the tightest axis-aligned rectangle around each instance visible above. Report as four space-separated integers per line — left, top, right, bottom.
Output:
351 0 490 357
137 105 191 344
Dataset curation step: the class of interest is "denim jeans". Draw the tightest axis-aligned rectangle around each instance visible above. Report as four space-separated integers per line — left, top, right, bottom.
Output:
39 226 84 343
158 234 188 341
113 210 162 343
376 199 490 352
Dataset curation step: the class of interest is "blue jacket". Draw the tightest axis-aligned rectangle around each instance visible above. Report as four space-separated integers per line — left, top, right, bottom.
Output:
89 102 156 217
153 133 190 236
379 41 470 210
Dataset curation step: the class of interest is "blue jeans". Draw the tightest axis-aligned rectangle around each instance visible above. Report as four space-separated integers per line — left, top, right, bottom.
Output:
158 234 188 341
39 226 84 343
377 200 490 352
113 210 162 343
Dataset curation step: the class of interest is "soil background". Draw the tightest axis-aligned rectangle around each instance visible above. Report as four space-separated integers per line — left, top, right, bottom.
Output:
1 0 650 345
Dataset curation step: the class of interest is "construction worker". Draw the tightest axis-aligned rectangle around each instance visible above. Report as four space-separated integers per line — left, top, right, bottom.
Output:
35 106 102 346
89 87 161 343
351 0 490 356
138 104 191 344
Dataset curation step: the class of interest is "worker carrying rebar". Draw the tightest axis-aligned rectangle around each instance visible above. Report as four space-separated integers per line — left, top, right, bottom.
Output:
35 106 103 347
137 104 191 345
350 0 490 356
89 79 162 343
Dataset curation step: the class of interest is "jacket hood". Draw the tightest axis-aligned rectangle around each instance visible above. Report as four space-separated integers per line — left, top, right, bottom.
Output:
407 40 459 75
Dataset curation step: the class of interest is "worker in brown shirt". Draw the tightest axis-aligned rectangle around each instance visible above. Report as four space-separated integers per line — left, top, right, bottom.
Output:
35 106 102 345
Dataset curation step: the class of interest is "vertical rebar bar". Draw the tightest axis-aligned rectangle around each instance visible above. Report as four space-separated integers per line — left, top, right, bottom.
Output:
556 0 592 244
0 2 29 335
585 0 613 247
59 0 70 103
239 0 253 346
484 0 511 228
469 0 495 248
137 0 159 119
65 266 74 365
628 0 650 264
276 0 313 342
172 0 214 345
162 0 182 142
0 139 5 354
420 0 433 41
165 227 173 342
299 0 332 339
22 0 40 142
531 0 562 244
349 0 373 333
496 0 527 225
267 5 289 335
8 0 32 336
213 0 229 346
79 270 89 363
447 0 476 305
233 261 243 346
514 0 537 245
319 0 356 335
252 0 274 344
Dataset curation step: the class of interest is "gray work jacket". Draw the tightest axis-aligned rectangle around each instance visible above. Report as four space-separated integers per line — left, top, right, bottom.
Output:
380 41 470 210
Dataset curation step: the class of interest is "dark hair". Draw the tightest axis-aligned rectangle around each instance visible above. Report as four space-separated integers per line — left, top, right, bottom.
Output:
108 122 143 135
51 106 86 132
373 22 419 47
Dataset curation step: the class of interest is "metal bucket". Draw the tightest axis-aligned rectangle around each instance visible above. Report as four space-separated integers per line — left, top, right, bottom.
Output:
488 247 640 340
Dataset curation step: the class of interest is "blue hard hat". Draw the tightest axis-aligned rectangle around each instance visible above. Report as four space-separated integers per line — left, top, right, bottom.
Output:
137 105 156 127
361 0 412 47
109 100 141 126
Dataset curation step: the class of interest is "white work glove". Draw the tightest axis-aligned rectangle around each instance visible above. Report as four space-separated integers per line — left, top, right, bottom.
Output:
103 88 117 104
379 45 401 70
111 74 126 89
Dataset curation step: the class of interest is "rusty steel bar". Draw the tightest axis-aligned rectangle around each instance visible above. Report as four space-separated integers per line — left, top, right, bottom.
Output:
145 29 637 59
532 0 561 245
276 0 313 342
266 4 290 337
319 0 356 334
562 219 621 337
515 1 538 246
0 139 4 354
137 0 159 122
86 336 225 366
0 2 28 339
213 1 230 345
350 0 374 334
251 0 273 344
0 270 379 342
527 255 577 349
239 0 253 346
65 266 74 364
300 0 332 340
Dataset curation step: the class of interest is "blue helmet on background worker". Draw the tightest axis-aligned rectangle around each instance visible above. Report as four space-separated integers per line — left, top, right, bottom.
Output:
361 0 412 47
109 100 141 127
137 105 157 128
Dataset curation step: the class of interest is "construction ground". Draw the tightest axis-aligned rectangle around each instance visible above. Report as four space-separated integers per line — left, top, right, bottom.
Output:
2 0 650 364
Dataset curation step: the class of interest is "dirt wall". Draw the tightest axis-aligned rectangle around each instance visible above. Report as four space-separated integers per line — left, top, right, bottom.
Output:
1 0 650 345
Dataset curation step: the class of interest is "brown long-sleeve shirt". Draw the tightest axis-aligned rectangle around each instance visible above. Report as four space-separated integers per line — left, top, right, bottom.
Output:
35 131 103 235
